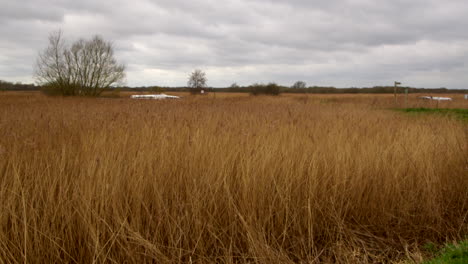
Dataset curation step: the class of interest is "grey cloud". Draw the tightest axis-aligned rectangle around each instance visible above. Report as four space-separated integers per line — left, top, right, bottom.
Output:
0 1 63 22
0 0 467 88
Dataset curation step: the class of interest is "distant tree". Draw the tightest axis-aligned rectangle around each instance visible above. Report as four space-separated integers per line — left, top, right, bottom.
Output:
230 82 239 89
35 30 125 96
187 69 207 94
149 86 164 94
250 82 282 95
0 81 6 91
291 81 307 89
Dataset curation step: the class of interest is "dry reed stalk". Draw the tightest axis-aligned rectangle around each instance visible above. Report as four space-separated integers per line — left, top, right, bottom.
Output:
0 92 466 263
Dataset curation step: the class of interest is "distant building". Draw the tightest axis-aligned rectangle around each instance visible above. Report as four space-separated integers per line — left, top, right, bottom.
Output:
131 94 180 100
464 94 468 100
418 96 452 101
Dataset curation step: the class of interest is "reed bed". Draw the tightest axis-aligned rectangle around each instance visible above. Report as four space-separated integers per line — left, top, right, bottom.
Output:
0 92 466 263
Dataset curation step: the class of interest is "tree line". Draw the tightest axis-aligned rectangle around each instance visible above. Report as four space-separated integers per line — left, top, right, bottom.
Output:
114 85 467 94
0 80 37 91
3 79 466 95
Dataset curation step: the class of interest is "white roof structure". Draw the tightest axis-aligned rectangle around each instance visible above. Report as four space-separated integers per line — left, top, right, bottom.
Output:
418 96 452 101
130 94 180 100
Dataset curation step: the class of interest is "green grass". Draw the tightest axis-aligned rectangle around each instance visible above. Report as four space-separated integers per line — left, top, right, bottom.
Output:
423 240 468 264
395 108 468 121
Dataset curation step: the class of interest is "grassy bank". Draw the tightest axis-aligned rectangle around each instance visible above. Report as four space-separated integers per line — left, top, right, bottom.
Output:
397 108 468 121
423 239 468 264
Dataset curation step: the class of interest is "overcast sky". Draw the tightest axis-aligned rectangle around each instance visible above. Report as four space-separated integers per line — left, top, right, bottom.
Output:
1 0 467 88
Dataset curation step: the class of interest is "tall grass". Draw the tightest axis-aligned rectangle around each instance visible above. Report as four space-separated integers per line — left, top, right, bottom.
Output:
0 92 467 263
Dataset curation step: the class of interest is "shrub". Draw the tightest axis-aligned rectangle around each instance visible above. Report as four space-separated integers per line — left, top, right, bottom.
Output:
250 82 282 95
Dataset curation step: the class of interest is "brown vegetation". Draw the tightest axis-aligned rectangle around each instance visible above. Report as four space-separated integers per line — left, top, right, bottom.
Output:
0 92 466 263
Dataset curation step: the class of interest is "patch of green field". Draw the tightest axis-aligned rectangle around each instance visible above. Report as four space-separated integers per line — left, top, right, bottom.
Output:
395 108 468 121
423 240 468 264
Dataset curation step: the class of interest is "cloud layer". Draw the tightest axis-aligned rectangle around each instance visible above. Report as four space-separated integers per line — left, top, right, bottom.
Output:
1 0 467 88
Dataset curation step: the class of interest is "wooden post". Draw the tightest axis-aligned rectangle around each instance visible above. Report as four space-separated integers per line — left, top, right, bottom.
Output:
394 81 401 107
404 87 408 108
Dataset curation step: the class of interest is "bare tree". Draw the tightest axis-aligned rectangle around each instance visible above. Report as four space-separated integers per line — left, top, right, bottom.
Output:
187 69 207 94
35 31 125 96
291 81 307 89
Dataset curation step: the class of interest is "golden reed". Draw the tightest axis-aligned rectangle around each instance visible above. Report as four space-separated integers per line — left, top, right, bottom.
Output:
0 92 466 263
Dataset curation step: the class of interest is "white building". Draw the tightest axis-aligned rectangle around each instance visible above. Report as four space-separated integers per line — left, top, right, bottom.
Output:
418 96 452 101
130 94 180 100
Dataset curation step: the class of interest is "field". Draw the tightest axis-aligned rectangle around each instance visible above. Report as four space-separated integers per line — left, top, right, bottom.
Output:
0 92 467 263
